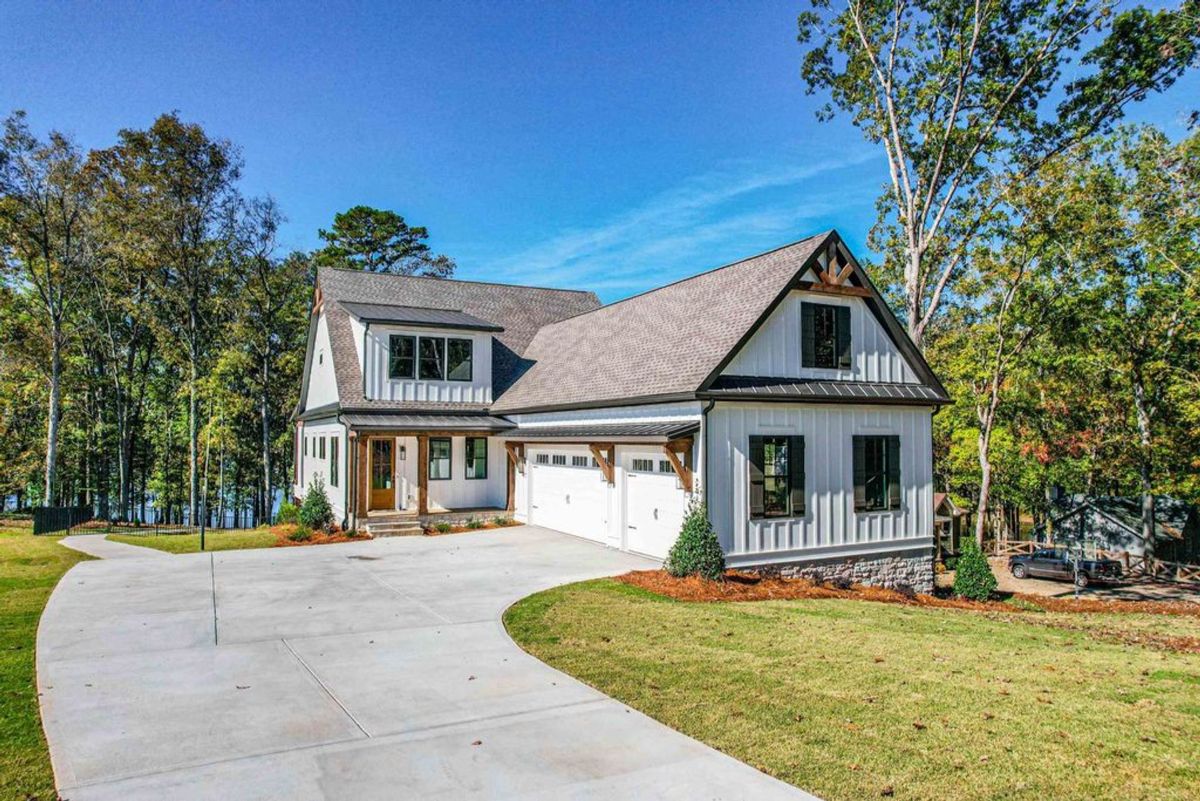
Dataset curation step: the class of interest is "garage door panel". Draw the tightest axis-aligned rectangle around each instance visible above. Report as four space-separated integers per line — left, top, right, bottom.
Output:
528 450 608 543
623 451 689 559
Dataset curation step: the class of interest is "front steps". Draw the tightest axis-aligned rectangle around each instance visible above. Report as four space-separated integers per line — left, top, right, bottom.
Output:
364 517 424 538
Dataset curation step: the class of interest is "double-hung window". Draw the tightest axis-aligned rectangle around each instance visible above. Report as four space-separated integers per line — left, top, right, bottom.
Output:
389 335 415 379
853 435 901 511
419 338 445 380
447 339 473 381
749 436 805 519
329 438 339 487
801 302 852 370
464 437 487 479
428 437 451 480
319 436 326 459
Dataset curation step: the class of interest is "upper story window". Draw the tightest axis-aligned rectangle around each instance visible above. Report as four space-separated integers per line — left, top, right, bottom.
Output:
389 335 415 379
802 302 851 370
853 435 901 511
447 338 472 382
419 338 445 380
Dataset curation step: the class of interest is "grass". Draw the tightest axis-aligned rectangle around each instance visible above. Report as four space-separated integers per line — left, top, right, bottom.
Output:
505 578 1200 801
107 527 277 554
0 528 91 800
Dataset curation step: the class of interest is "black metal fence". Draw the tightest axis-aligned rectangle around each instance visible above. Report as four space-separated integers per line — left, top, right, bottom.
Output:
33 506 94 535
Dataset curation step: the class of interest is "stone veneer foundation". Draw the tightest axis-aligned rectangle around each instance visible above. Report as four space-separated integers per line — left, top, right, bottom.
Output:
748 550 935 594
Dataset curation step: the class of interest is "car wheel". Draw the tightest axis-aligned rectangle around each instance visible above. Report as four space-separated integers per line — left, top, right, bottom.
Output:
1074 573 1089 588
1012 564 1028 580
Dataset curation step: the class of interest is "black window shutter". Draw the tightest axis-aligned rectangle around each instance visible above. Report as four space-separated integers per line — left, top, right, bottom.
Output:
801 303 815 368
748 436 765 518
886 435 902 510
836 306 852 370
789 436 805 515
852 435 867 511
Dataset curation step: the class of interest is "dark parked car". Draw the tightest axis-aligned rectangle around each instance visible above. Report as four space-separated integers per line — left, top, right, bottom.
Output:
1008 548 1123 587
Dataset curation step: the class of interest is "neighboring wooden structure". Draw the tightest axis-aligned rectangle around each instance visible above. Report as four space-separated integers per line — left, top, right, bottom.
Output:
1034 495 1200 563
934 493 968 562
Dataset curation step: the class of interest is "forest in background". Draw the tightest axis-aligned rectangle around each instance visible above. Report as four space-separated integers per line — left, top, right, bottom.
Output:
2 0 1199 546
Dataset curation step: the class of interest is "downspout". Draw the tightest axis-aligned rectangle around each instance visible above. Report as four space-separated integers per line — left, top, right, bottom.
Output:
700 399 716 502
361 322 370 399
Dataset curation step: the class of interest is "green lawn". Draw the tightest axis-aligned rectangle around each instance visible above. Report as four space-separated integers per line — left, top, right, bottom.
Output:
505 579 1200 801
107 527 278 554
0 528 91 800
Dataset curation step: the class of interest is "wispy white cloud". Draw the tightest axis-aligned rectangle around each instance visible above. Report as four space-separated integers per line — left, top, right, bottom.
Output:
472 150 879 299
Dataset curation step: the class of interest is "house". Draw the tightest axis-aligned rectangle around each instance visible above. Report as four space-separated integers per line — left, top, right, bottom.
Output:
934 492 969 561
1035 495 1200 563
292 231 950 590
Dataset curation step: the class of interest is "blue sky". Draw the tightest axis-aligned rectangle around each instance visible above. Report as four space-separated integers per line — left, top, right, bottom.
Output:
3 1 1196 302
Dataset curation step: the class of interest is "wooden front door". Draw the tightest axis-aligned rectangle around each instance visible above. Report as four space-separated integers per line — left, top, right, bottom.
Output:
369 439 395 510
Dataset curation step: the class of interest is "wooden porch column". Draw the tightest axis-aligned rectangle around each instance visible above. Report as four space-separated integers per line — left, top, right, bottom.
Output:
505 443 525 512
356 435 368 523
417 435 429 515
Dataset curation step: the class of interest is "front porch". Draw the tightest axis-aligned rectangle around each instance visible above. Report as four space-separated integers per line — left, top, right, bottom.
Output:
344 414 513 530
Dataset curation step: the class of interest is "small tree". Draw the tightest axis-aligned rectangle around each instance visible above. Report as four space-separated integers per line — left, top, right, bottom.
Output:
298 477 333 532
953 540 998 601
664 498 725 581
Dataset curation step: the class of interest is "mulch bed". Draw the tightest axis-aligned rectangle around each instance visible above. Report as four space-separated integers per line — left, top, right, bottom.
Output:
617 570 1200 619
269 524 371 547
423 520 522 536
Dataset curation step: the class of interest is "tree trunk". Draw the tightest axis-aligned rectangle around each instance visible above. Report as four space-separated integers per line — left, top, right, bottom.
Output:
1132 368 1155 561
974 429 992 549
44 321 63 506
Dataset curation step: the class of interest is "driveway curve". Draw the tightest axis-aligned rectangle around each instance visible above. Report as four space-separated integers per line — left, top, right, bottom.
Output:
38 526 813 800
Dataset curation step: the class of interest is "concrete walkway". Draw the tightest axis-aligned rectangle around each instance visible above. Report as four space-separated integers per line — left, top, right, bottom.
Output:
38 526 813 800
60 533 172 560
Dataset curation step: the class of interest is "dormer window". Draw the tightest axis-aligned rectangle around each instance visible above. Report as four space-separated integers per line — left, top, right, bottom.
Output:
802 302 851 370
388 335 415 379
418 338 445 380
447 339 473 382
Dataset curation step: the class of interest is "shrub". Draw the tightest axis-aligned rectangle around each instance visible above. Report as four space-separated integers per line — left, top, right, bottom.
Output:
465 517 484 529
491 516 514 526
953 540 997 601
288 525 313 542
434 521 453 534
827 576 853 591
664 498 725 581
275 501 300 525
298 477 334 532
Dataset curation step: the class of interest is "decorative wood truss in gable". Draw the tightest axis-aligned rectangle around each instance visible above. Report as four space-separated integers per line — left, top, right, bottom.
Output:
797 239 871 298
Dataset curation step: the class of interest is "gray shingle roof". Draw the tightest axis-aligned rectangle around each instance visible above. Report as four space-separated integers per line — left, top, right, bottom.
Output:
490 235 827 412
338 302 503 332
704 375 949 405
316 268 600 408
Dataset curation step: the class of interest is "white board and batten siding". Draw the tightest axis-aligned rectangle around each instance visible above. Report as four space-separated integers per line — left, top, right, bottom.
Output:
722 290 918 384
706 402 934 566
359 323 493 404
307 313 340 408
294 419 348 522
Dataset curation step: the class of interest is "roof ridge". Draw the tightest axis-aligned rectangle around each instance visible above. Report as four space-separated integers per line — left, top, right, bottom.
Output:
530 232 830 330
317 265 597 295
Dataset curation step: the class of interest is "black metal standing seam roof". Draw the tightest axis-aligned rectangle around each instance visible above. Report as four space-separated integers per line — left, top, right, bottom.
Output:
703 375 949 404
339 413 515 431
339 302 504 332
503 421 700 441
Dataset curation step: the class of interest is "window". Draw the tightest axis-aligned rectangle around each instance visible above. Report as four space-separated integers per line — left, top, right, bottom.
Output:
551 454 567 466
303 436 308 457
429 437 451 480
801 302 851 370
447 338 473 381
535 453 550 465
631 458 654 472
571 455 590 468
465 437 487 479
853 435 901 511
319 437 326 459
749 436 805 519
389 335 415 379
658 460 674 473
419 337 445 380
330 438 339 487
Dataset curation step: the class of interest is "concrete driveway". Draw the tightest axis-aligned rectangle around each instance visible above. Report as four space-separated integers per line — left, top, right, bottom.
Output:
39 526 812 800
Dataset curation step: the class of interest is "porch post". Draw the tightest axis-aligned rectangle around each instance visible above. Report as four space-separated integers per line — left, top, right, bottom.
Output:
356 435 369 523
417 435 429 515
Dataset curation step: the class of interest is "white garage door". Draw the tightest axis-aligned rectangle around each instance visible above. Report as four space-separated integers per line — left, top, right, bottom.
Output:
527 449 609 543
623 450 689 559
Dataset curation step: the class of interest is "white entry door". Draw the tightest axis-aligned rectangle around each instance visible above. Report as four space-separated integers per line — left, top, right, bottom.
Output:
623 450 688 558
527 448 609 543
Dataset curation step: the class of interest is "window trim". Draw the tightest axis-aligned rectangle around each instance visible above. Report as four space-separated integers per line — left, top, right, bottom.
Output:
464 437 488 480
748 435 806 520
446 338 473 382
801 301 852 371
428 437 452 480
388 334 416 379
853 434 901 512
